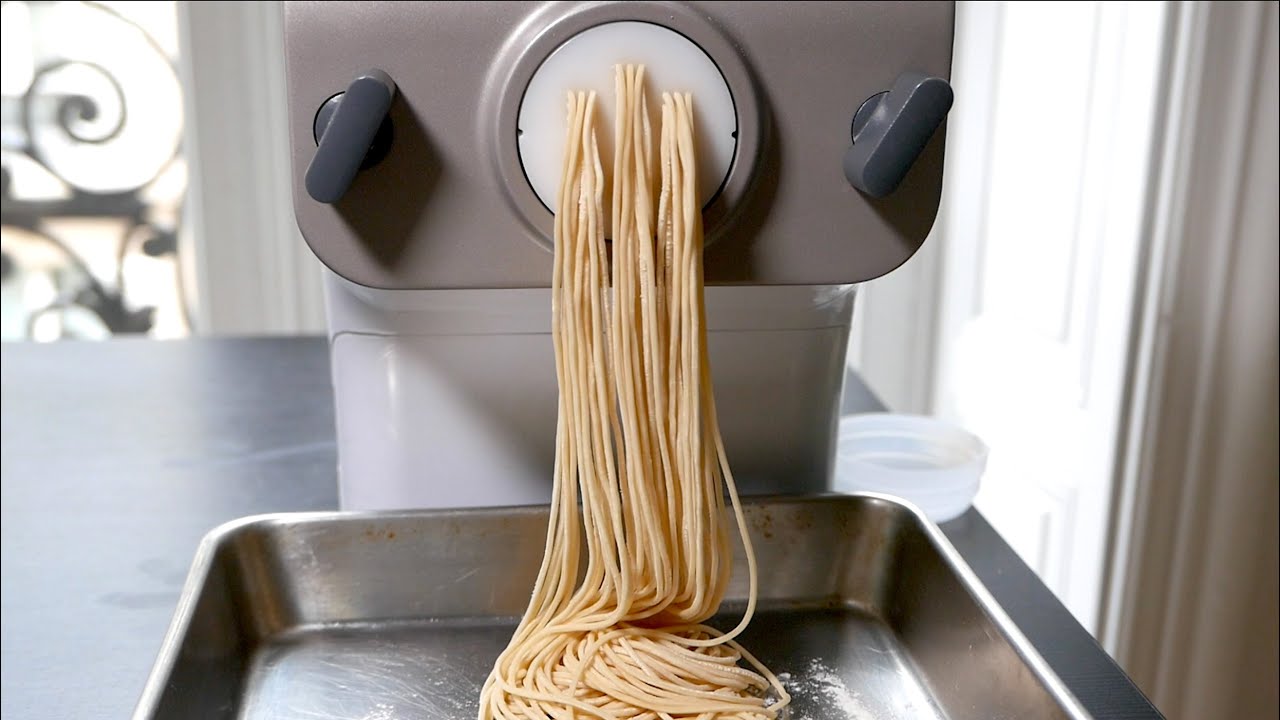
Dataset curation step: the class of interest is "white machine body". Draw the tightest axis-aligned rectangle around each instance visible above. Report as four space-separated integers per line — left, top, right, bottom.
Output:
326 274 854 510
283 2 956 511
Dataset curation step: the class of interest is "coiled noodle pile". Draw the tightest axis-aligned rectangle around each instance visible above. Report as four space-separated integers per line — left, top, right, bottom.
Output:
478 65 789 720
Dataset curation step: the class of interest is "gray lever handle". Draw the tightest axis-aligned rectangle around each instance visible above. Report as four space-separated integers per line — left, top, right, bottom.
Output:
843 72 954 198
305 69 396 204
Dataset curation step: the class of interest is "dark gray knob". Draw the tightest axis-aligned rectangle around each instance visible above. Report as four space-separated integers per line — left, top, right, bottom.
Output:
843 72 954 198
305 69 396 204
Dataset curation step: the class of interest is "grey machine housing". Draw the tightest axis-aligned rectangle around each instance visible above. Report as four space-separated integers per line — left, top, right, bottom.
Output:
283 1 956 291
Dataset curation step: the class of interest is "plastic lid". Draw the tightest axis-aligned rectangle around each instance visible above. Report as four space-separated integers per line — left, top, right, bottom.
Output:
834 413 989 523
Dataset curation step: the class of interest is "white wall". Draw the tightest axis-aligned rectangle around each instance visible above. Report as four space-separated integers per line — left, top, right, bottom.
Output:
177 0 326 335
1105 2 1279 717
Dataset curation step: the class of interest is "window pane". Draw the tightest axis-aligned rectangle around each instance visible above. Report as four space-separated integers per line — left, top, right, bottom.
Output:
1 0 187 341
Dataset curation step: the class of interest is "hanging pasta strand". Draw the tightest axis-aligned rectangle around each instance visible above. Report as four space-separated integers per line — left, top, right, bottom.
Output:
478 66 790 720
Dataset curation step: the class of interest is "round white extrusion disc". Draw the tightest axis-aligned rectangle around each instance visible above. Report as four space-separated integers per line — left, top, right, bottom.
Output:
516 21 738 216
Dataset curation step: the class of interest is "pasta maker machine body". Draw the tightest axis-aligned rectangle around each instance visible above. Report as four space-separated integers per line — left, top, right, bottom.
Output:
282 1 956 510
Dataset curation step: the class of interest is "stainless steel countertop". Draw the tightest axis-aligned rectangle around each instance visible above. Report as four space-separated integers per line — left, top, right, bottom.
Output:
0 337 1161 720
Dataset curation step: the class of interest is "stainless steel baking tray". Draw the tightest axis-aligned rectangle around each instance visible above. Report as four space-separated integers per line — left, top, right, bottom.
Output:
133 494 1089 719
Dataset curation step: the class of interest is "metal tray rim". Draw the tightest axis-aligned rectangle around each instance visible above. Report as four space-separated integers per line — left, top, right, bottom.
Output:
131 492 1092 720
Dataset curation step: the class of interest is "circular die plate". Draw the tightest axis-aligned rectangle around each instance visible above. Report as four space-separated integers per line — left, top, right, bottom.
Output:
516 21 738 218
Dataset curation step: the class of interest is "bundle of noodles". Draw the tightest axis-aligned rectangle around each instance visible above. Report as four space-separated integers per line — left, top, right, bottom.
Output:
478 64 789 720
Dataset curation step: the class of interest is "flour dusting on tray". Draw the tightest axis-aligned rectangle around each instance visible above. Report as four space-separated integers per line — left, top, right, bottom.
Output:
781 659 871 720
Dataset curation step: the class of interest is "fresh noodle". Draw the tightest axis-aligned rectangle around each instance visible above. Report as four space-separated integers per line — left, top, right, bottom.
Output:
478 65 789 720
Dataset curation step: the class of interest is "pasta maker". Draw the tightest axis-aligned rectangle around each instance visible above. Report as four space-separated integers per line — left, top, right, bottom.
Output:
282 1 955 510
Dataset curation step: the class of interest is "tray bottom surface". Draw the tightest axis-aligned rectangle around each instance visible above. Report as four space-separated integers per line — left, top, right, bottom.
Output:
238 608 945 720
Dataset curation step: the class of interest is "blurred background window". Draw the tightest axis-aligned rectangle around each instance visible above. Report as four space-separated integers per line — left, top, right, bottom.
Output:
0 4 1273 717
1 0 187 341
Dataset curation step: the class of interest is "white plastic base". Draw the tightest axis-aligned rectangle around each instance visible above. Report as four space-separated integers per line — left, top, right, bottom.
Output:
323 271 856 511
516 21 738 214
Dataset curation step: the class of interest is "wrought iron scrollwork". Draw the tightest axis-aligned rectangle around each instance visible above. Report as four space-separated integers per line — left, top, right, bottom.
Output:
1 0 186 339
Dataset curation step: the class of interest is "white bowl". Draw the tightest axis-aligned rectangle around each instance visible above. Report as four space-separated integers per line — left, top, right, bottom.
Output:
834 413 989 523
